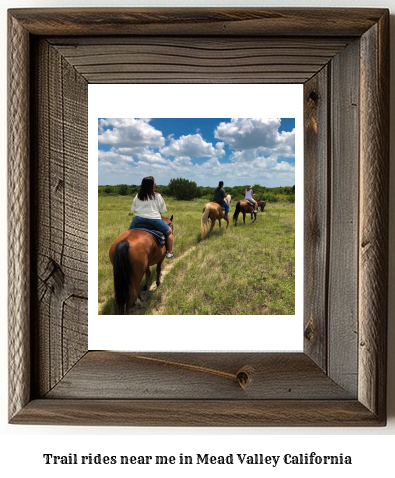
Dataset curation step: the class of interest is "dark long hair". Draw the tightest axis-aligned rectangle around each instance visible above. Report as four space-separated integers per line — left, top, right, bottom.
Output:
137 176 156 201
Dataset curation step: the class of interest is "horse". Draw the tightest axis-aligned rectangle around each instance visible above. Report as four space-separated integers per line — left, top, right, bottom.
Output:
109 215 173 314
201 194 231 239
233 199 266 226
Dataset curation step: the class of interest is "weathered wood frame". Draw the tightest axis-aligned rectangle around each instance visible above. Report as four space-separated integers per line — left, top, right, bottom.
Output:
8 8 389 426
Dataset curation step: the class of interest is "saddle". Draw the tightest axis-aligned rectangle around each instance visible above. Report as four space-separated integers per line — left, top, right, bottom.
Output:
131 223 166 247
214 201 226 210
246 199 256 207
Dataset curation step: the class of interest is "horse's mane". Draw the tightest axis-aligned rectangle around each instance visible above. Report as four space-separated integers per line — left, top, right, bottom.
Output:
225 194 231 205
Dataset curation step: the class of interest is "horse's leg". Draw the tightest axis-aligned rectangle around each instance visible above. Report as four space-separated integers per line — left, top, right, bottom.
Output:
129 283 142 309
143 265 151 291
243 212 246 224
156 259 164 287
210 213 215 233
132 278 144 309
128 269 145 310
218 218 221 228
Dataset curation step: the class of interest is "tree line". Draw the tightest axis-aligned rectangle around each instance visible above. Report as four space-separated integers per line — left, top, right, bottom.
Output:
98 178 295 203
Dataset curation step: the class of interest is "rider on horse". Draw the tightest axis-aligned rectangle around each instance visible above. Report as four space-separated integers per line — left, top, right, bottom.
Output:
213 180 230 222
129 176 174 258
245 185 258 213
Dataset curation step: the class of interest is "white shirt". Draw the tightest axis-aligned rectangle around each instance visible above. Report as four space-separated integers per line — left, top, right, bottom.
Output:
245 189 253 199
131 193 167 219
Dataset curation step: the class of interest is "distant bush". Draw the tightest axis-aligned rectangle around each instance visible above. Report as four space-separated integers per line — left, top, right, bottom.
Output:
167 178 200 201
155 184 169 196
264 193 279 203
268 194 295 203
98 184 139 196
98 185 117 195
117 184 129 196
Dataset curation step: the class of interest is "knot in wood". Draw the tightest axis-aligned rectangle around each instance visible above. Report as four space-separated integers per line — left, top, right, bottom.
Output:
304 322 314 341
308 90 319 103
236 365 255 390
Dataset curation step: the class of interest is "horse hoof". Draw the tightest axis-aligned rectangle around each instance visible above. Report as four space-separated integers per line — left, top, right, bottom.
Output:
135 297 143 308
156 281 161 288
143 285 148 291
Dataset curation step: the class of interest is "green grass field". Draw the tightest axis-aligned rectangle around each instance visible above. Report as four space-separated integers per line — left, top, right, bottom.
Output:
98 195 295 315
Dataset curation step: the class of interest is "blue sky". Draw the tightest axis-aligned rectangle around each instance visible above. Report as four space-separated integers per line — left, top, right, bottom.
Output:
98 118 295 187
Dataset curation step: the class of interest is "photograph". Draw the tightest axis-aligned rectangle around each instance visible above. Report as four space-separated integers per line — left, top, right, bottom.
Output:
97 117 296 316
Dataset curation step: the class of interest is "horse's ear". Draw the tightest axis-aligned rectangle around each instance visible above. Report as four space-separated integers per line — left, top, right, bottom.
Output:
170 215 173 222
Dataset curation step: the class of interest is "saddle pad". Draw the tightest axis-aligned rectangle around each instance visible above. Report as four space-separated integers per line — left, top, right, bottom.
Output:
130 228 166 247
213 201 226 210
133 223 164 235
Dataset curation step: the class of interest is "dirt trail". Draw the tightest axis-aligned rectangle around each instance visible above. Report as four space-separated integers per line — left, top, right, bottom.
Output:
129 244 199 315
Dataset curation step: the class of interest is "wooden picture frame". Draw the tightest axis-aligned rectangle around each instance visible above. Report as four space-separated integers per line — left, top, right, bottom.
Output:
8 8 389 426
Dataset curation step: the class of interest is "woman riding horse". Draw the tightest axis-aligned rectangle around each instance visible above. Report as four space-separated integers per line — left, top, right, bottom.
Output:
109 176 174 314
129 176 174 258
233 199 266 226
245 185 258 212
213 181 230 222
109 215 173 314
201 193 231 239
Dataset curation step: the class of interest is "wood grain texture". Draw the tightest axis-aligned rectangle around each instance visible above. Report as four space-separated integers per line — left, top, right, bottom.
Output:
30 39 88 397
46 352 354 400
8 8 388 37
327 39 360 396
11 399 384 427
359 12 389 421
49 37 350 84
303 67 329 370
8 12 31 421
7 8 389 426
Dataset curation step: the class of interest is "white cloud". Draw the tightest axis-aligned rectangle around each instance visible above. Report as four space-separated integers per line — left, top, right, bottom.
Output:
214 118 295 156
98 118 165 149
160 134 225 158
133 149 167 164
172 156 193 167
194 155 294 185
98 149 134 164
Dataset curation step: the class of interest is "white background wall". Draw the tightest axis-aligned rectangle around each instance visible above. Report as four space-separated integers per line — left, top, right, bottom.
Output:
1 0 394 476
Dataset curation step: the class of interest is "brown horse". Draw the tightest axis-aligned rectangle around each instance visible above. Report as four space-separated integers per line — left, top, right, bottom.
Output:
201 195 231 239
109 215 173 314
233 199 266 226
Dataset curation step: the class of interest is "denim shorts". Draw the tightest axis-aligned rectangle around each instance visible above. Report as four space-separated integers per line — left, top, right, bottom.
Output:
129 216 170 234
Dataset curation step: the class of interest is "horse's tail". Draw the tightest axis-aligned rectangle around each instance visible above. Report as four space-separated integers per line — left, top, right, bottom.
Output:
113 239 131 314
233 201 241 223
201 203 211 239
